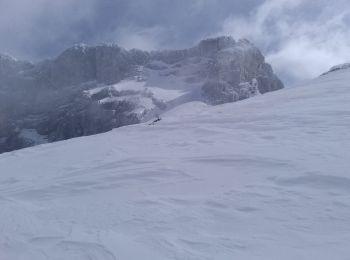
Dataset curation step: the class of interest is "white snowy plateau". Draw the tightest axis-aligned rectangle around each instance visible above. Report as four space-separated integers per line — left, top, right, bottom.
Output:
0 64 350 260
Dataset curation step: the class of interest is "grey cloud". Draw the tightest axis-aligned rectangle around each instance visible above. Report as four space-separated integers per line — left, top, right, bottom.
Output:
0 0 258 60
0 0 349 85
0 0 98 60
221 0 350 85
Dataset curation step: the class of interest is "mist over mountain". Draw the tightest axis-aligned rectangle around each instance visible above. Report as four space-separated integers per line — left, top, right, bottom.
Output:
0 36 283 154
1 1 350 259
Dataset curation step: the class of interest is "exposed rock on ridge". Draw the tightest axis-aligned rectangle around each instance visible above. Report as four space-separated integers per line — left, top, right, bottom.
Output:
0 36 284 153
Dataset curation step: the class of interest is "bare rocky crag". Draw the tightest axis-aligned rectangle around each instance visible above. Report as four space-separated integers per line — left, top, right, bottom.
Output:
0 36 284 153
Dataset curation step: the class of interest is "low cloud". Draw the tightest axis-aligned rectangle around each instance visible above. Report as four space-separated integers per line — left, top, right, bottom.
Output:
0 0 258 61
0 0 97 61
221 0 350 85
113 26 165 51
1 0 349 85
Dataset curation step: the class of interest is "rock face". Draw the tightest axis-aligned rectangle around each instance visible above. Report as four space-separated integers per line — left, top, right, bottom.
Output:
0 36 284 153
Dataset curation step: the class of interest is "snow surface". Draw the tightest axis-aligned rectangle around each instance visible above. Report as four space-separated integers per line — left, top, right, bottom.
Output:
84 58 206 122
113 81 183 101
0 67 350 259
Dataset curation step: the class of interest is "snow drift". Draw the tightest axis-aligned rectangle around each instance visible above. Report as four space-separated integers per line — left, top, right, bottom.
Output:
0 64 349 259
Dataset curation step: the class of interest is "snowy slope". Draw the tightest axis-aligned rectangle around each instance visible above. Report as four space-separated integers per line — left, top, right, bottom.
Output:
0 67 350 260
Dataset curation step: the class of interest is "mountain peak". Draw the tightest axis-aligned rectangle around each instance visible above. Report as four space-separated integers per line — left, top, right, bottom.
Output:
197 36 236 50
0 53 33 74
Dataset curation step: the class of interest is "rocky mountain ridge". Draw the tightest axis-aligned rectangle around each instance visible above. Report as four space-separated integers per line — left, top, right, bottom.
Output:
0 36 284 153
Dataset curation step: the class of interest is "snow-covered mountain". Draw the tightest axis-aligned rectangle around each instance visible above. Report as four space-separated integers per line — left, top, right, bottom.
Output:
0 36 283 154
0 64 349 259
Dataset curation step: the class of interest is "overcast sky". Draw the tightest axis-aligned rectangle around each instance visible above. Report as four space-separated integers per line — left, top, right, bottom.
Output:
0 0 349 85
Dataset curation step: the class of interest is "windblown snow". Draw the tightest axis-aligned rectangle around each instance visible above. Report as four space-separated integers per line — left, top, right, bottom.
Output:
0 67 350 260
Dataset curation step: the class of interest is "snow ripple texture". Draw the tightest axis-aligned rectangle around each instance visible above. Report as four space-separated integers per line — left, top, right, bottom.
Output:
0 66 349 259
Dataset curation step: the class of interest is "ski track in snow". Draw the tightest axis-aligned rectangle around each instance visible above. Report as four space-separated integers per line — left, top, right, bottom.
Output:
0 68 350 259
